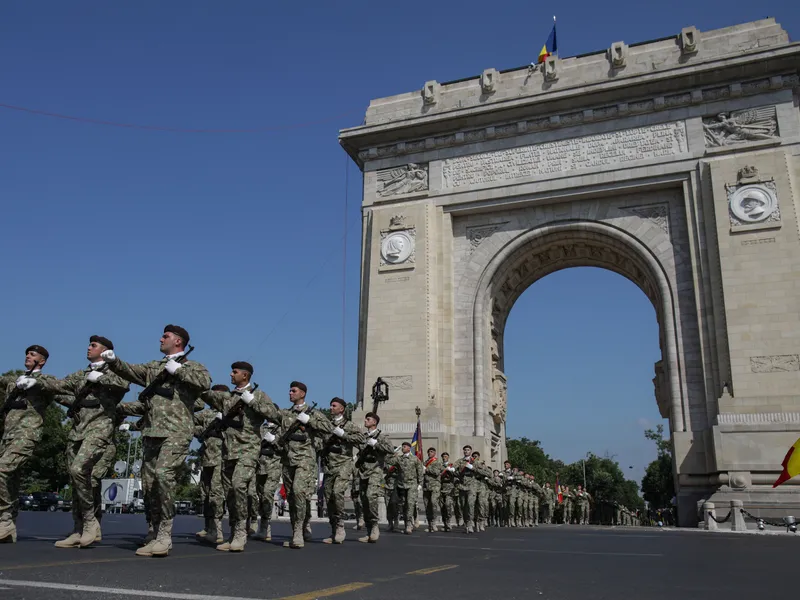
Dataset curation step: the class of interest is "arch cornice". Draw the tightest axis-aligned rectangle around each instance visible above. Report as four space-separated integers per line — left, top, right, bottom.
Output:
471 219 686 439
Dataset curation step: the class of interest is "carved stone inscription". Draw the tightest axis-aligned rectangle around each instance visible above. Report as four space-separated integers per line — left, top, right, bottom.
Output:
750 355 800 373
442 122 687 189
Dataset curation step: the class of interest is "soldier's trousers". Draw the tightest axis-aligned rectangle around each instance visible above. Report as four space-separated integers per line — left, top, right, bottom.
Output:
564 503 572 523
282 463 317 530
323 464 352 528
0 436 35 521
452 489 462 523
200 465 224 520
141 436 190 525
395 486 418 527
255 467 281 526
222 457 256 527
533 497 540 524
439 488 453 526
543 502 552 524
91 441 115 524
459 484 477 527
359 474 384 527
385 486 398 525
423 485 440 525
504 494 515 525
67 435 110 525
351 475 362 523
580 502 590 524
475 485 488 524
513 494 525 525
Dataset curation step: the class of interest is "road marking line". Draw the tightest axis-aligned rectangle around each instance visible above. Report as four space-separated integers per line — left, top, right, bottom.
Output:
408 543 663 557
277 582 373 600
406 564 459 575
0 579 263 600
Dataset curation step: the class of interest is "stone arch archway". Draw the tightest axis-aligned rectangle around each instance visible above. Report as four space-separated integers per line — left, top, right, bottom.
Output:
467 220 687 463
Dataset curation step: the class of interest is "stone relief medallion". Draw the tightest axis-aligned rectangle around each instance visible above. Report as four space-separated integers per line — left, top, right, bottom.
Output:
380 230 415 266
727 182 780 226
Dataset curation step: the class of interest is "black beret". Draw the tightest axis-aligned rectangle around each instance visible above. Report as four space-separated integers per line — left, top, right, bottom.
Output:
231 361 253 374
330 397 346 407
212 384 230 392
26 345 49 359
290 381 307 393
89 335 114 350
163 324 190 345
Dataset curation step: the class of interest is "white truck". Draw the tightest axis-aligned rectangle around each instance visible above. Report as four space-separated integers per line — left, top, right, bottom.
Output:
100 478 144 513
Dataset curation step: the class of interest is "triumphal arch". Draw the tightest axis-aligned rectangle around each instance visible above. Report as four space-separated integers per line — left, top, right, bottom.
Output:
340 18 800 525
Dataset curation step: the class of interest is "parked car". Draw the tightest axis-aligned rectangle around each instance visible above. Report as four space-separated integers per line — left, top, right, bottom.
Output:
31 492 68 512
18 494 38 511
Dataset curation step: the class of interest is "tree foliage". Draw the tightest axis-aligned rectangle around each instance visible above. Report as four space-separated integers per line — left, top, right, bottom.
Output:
640 424 675 508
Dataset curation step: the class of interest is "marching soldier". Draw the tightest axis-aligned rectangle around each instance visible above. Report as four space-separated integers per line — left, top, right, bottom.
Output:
0 345 60 543
355 412 393 543
562 485 574 524
396 441 423 534
454 445 478 533
489 470 504 527
277 381 331 549
193 384 228 545
201 362 278 552
576 484 592 524
102 324 211 557
351 473 364 530
471 451 491 531
439 452 456 531
384 449 400 532
502 461 515 526
52 335 130 549
529 474 542 527
253 419 281 541
422 447 444 532
542 481 555 524
319 397 364 544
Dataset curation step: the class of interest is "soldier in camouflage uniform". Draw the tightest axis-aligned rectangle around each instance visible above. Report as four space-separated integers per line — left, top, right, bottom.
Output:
529 474 542 527
351 472 364 530
489 470 503 527
454 445 479 533
355 412 393 543
193 384 228 544
277 381 332 549
502 462 515 527
517 471 530 527
104 324 211 557
422 447 443 532
384 449 400 532
562 485 574 524
541 481 554 524
0 345 60 543
253 419 281 541
51 336 130 549
438 452 456 531
396 441 424 534
319 397 364 544
576 484 592 524
471 451 491 531
510 467 525 527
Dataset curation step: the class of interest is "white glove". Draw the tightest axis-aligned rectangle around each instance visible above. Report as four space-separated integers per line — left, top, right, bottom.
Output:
164 359 182 374
508 476 514 480
16 376 37 390
214 412 223 420
447 466 455 472
241 390 255 405
86 370 104 383
101 350 116 362
332 426 345 438
263 431 276 443
296 412 310 424
119 423 131 432
15 375 26 386
418 484 422 491
367 438 377 447
466 462 474 470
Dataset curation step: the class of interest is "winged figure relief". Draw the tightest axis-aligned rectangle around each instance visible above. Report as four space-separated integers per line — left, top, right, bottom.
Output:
703 107 778 147
377 163 428 197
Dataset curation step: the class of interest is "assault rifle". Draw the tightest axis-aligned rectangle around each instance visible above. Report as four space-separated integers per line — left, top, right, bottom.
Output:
354 428 383 470
138 345 195 408
199 383 259 442
277 402 318 446
319 413 351 458
67 363 110 419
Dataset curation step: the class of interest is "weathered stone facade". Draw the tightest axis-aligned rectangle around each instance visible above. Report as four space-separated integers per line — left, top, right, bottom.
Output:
340 18 800 526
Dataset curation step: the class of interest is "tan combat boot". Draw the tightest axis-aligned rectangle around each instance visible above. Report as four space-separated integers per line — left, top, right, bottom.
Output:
264 522 272 541
195 517 209 539
253 519 269 541
322 524 336 544
135 521 159 557
334 523 346 544
404 523 413 535
303 521 313 542
204 519 223 545
246 518 257 537
354 517 364 530
150 519 173 557
0 517 16 544
291 524 305 548
140 521 156 546
229 521 247 552
55 520 82 549
79 518 101 548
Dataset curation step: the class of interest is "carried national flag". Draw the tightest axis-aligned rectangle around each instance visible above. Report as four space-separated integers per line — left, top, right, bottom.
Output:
773 438 800 487
556 473 563 503
411 414 424 461
538 16 557 63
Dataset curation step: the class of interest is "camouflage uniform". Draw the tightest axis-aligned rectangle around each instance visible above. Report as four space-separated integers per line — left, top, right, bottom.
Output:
111 353 211 556
396 451 424 533
92 440 116 527
383 453 400 531
576 487 591 524
473 459 492 531
562 487 574 524
277 403 331 548
489 473 504 526
503 469 516 526
454 457 479 533
542 484 555 524
530 476 542 526
50 364 130 547
0 371 60 542
422 454 444 531
355 428 393 543
351 473 363 529
193 409 224 541
202 385 278 551
438 460 457 531
254 420 281 540
319 413 364 543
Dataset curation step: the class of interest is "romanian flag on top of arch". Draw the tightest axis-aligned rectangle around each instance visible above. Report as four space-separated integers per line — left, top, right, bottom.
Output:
538 17 557 63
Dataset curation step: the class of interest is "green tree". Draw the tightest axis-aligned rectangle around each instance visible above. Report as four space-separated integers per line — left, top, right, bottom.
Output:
640 424 675 508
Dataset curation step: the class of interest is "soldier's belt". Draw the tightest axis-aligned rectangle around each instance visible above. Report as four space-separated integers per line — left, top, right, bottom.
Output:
288 433 308 442
5 399 27 410
260 446 276 457
149 385 175 399
76 398 101 409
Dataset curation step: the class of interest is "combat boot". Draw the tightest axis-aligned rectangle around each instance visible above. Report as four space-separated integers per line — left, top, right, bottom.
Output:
204 519 223 545
135 521 159 557
79 518 101 548
140 521 156 546
229 521 247 552
323 522 336 544
303 521 313 542
246 518 257 537
254 519 270 541
355 517 365 530
465 522 474 534
291 524 305 548
195 517 209 539
55 522 82 549
0 517 16 544
150 519 173 557
404 523 413 535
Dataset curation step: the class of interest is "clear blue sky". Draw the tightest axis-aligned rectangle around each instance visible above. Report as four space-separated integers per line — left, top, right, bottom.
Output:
1 2 797 484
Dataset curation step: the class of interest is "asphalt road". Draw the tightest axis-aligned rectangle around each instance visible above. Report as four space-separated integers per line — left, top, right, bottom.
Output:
0 512 794 600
